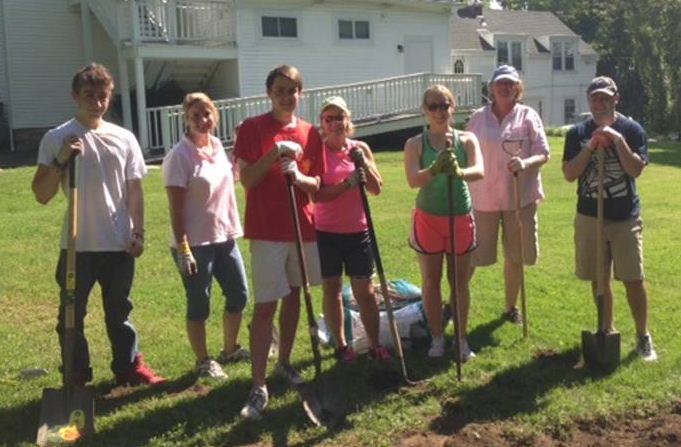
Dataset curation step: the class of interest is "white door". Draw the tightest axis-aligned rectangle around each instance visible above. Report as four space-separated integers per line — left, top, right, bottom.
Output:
404 36 433 74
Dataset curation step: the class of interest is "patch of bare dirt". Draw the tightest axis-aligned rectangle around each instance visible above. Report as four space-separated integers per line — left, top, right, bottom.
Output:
397 402 681 447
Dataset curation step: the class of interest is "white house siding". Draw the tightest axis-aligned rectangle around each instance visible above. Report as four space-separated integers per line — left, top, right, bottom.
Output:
0 1 8 106
3 0 87 129
235 2 451 97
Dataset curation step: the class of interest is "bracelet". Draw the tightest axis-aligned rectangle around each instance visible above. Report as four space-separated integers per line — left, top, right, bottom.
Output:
179 240 192 255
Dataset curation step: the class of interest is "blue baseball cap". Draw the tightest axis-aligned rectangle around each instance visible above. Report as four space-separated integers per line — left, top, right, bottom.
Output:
490 65 520 83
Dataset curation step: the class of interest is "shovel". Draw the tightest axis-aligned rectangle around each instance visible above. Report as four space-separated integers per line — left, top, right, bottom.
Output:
285 175 345 429
350 149 420 386
37 156 95 446
502 139 529 338
445 138 464 382
581 149 620 373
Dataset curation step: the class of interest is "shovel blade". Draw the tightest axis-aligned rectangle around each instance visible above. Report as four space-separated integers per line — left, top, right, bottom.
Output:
36 387 95 446
297 382 345 430
581 329 621 373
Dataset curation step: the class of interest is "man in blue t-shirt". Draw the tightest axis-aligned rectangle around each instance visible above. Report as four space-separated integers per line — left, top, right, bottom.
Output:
562 76 657 362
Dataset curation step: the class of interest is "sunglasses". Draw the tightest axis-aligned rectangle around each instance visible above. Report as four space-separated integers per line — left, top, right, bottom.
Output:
322 115 345 123
426 102 451 112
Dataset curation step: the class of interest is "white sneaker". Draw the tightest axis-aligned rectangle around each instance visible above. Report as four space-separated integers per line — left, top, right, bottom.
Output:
197 358 228 379
637 334 658 362
240 386 268 420
428 336 445 358
461 339 476 363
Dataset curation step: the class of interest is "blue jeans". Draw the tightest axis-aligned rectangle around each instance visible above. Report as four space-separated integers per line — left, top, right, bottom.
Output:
55 251 139 380
171 239 248 321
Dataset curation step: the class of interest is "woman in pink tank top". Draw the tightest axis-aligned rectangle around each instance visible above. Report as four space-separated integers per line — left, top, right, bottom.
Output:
312 96 391 363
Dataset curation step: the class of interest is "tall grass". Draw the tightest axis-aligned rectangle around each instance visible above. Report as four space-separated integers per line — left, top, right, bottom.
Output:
0 137 680 446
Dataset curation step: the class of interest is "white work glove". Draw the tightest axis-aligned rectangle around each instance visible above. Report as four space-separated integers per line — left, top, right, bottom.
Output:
177 241 198 276
281 157 302 184
276 141 303 160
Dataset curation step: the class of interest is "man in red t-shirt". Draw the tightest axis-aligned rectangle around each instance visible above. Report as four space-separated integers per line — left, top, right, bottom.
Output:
234 65 324 420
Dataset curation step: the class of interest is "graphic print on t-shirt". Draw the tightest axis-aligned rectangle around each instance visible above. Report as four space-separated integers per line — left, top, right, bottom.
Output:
578 141 630 200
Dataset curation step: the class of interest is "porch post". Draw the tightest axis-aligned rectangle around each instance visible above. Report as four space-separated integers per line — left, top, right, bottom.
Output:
81 0 94 63
117 52 133 131
134 57 148 152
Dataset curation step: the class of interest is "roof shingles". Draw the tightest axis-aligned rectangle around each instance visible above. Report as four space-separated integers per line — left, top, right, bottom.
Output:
451 8 596 56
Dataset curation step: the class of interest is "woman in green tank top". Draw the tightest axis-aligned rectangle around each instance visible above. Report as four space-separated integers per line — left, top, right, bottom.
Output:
404 85 484 360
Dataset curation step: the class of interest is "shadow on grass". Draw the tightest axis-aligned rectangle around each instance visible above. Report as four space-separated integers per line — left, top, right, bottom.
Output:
467 316 505 352
0 372 198 446
649 140 681 168
429 346 633 435
2 350 441 446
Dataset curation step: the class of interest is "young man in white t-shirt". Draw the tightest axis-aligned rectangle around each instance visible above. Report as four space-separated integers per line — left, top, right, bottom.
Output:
31 63 165 387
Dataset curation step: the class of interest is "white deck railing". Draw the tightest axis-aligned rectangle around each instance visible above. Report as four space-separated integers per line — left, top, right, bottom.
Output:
133 0 235 44
145 73 482 153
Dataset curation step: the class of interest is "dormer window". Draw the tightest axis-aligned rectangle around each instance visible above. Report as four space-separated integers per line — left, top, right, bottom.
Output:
552 41 575 71
497 40 522 71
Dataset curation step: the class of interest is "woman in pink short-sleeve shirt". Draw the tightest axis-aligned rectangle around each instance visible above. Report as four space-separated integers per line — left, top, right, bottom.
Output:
466 65 550 325
312 96 391 364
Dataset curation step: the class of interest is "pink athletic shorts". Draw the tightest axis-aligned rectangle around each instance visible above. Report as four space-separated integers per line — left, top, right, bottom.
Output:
409 208 476 255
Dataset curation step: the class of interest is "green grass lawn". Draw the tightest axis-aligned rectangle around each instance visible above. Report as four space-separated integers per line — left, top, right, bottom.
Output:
1 137 680 446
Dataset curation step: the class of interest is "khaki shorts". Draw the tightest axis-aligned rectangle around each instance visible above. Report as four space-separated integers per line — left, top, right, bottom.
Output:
250 240 322 303
574 214 644 282
471 204 538 267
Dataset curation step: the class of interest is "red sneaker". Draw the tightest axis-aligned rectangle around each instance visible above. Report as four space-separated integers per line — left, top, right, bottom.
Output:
334 345 358 364
369 345 391 362
115 354 166 386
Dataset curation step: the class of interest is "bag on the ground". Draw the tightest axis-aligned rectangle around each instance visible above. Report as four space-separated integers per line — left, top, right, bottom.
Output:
317 279 429 353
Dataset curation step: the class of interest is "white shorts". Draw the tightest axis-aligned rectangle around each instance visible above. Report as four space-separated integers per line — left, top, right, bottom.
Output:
250 240 322 303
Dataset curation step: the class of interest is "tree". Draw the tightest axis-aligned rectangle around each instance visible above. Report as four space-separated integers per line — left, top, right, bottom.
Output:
500 0 681 134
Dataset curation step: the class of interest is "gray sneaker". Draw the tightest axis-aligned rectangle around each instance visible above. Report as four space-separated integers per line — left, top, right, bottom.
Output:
216 345 250 364
502 307 523 325
240 387 268 420
428 336 445 358
274 363 304 387
197 358 228 379
636 334 658 362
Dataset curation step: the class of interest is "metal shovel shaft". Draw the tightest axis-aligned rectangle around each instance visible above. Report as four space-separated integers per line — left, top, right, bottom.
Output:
512 174 529 338
285 176 322 378
447 173 463 382
351 150 417 385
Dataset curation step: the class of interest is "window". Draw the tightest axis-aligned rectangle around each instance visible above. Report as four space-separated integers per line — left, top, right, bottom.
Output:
553 41 575 71
454 59 464 74
564 98 576 124
338 19 370 40
497 40 522 71
262 16 297 38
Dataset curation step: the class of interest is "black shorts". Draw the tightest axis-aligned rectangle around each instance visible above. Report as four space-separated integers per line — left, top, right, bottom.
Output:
316 230 374 279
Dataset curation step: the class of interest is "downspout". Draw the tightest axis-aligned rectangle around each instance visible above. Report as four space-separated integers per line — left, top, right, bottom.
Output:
1 0 16 151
